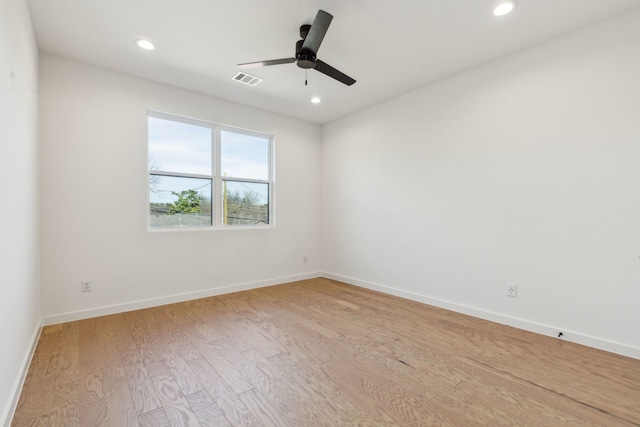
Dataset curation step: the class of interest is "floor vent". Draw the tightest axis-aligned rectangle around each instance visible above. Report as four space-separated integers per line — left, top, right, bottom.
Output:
232 72 263 86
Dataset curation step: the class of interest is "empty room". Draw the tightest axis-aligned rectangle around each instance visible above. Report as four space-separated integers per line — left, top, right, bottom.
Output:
2 0 639 425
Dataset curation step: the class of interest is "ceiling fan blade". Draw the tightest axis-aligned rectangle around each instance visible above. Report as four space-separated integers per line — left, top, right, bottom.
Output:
301 10 333 55
314 59 356 86
238 58 295 69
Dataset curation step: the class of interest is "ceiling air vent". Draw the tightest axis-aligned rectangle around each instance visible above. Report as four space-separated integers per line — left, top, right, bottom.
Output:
232 72 263 87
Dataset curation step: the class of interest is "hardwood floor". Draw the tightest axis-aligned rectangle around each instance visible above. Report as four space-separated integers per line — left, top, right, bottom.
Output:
11 278 640 426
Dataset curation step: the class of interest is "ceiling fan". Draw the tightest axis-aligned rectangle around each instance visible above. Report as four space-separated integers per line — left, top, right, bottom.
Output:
238 10 356 86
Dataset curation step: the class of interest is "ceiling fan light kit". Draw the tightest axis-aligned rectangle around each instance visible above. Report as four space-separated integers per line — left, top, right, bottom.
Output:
238 10 356 86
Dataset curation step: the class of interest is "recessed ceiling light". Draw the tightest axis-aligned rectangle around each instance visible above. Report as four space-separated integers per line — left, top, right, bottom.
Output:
493 1 517 16
135 39 155 50
310 97 322 104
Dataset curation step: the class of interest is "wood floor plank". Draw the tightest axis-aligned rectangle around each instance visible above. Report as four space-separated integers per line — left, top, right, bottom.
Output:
253 297 341 339
120 345 162 416
185 389 231 427
239 349 341 425
178 316 254 395
12 335 57 419
145 359 202 426
293 355 398 426
122 311 164 366
368 337 465 393
188 357 262 426
315 279 640 423
306 359 400 426
110 315 162 416
236 309 309 362
138 308 205 397
330 338 452 401
238 388 290 427
476 338 640 424
316 334 396 388
48 321 80 426
48 379 79 427
371 380 454 426
251 348 397 426
12 278 640 426
195 338 254 395
101 365 138 427
78 318 108 426
90 315 138 426
138 407 170 427
145 307 202 361
162 351 204 396
215 292 255 312
188 300 254 352
272 318 336 362
223 310 287 358
440 355 638 427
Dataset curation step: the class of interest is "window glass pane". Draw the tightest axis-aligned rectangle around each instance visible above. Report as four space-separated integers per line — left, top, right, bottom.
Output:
149 175 212 227
221 130 269 180
149 117 212 175
222 181 269 226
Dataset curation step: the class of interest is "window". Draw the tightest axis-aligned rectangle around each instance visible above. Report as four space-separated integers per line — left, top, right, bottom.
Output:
148 112 273 229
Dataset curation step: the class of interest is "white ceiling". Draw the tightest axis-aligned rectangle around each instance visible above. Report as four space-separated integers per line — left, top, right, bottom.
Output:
27 0 640 124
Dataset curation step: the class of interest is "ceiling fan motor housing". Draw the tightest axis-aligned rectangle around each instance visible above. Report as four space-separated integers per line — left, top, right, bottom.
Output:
296 50 316 69
295 33 316 69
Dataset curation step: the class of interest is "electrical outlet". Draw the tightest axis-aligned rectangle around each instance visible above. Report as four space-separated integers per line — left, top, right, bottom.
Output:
506 284 517 297
81 280 92 292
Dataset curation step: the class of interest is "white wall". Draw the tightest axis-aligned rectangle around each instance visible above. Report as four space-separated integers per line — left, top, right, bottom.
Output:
39 54 321 321
0 0 41 424
321 9 640 357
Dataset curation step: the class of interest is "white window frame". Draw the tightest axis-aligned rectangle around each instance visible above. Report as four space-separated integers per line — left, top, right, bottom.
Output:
147 110 274 231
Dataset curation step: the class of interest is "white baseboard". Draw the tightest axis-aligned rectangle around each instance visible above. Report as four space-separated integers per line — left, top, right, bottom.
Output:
37 270 640 359
1 322 42 427
42 272 321 326
321 272 640 360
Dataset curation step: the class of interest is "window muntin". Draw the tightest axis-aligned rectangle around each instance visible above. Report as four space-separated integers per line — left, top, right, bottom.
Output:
148 112 272 229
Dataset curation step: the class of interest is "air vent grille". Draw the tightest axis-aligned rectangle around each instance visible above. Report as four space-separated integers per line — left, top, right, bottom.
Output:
232 72 263 87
